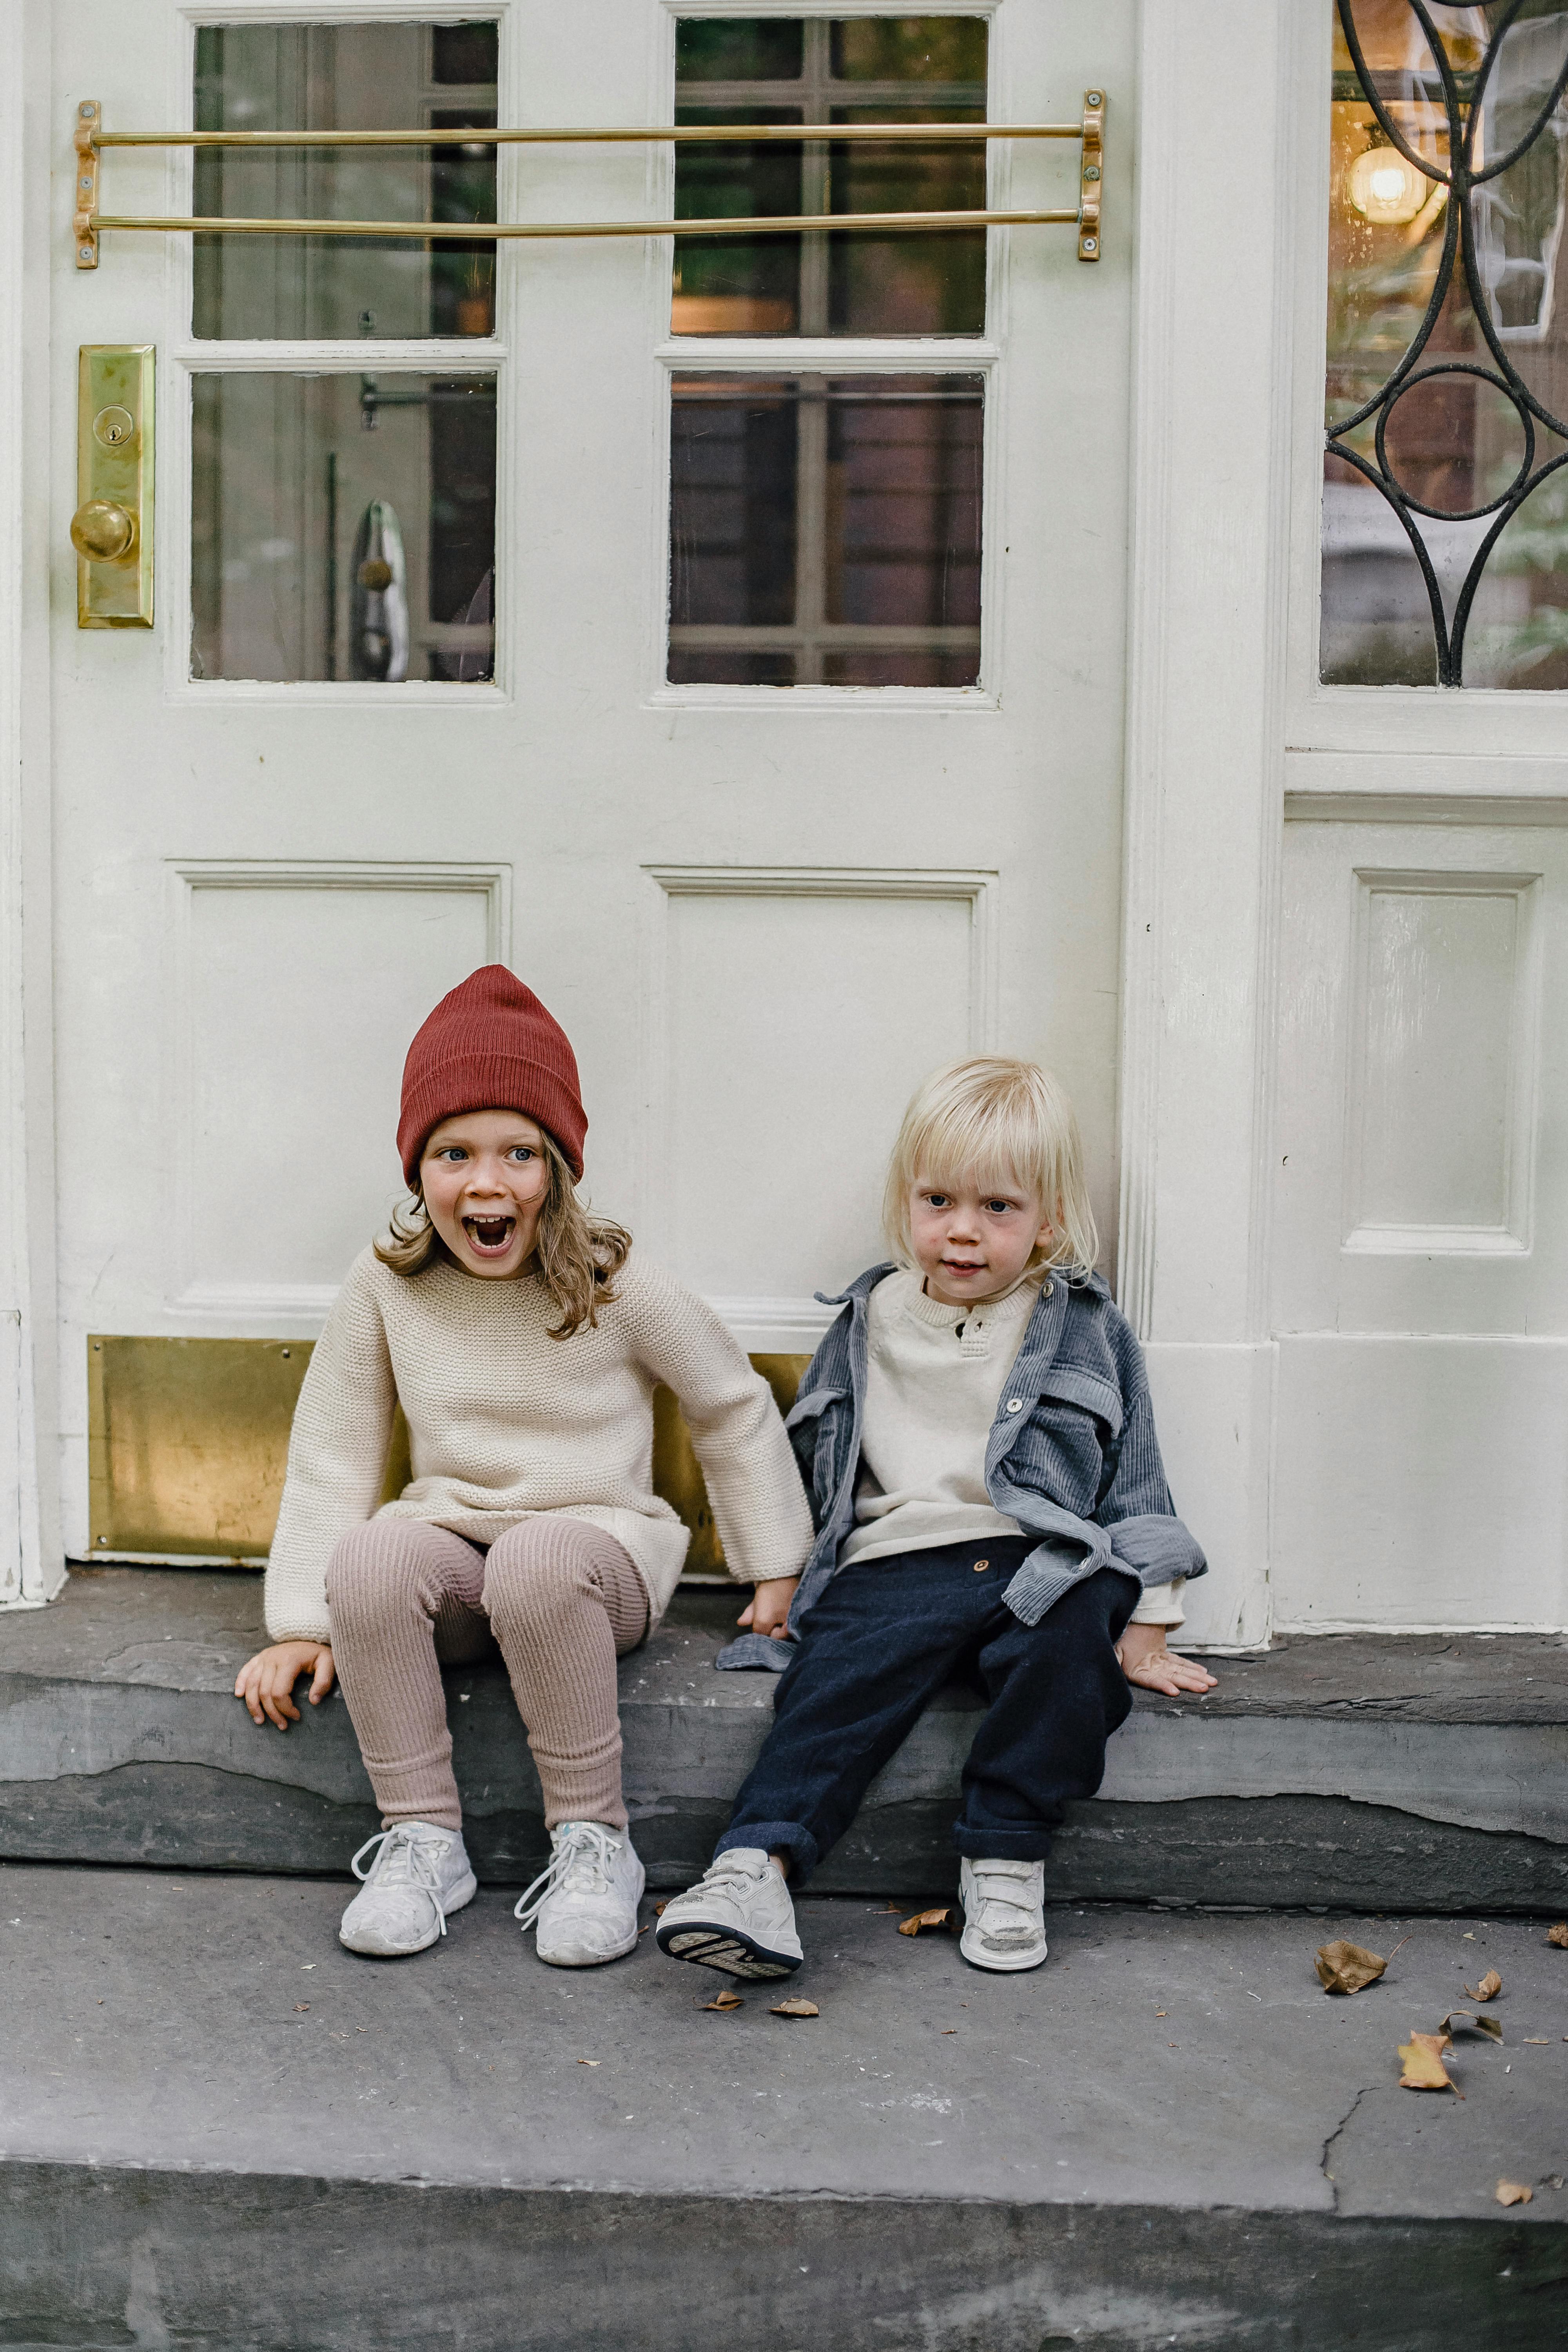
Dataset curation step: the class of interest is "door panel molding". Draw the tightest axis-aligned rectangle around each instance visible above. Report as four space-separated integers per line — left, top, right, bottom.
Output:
164 858 510 1319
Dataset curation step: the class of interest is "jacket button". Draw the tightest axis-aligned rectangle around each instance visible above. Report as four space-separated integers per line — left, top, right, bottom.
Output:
1005 1397 1024 1413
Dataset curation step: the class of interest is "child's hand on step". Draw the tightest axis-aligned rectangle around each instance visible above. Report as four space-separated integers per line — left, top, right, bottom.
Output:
234 1641 336 1729
737 1578 799 1641
1114 1622 1217 1698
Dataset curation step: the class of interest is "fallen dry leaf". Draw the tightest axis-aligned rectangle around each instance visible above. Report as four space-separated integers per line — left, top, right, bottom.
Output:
1155 2009 1167 2018
770 1997 818 2018
941 2027 956 2034
1399 2031 1461 2094
1441 2011 1503 2044
1495 2180 1534 2207
702 1989 744 2012
899 1906 958 1937
293 2003 309 2013
1549 1923 1568 1949
577 2058 600 2066
1463 1969 1503 2002
1524 2037 1550 2044
1316 1939 1388 1995
653 1901 667 1916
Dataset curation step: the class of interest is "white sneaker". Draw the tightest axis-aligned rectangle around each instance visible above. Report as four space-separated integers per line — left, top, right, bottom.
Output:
959 1856 1048 1972
514 1821 645 1967
655 1847 803 1979
339 1821 477 1958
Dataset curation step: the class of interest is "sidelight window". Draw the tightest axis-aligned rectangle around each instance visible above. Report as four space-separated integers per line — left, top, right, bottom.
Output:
1323 1 1568 688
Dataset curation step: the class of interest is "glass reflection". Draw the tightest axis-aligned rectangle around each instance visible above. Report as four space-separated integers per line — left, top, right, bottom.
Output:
191 373 497 683
672 16 988 337
669 373 982 686
192 22 498 341
1323 1 1568 686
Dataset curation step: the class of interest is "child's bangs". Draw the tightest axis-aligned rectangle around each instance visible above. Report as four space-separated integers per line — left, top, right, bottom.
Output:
905 1096 1044 1209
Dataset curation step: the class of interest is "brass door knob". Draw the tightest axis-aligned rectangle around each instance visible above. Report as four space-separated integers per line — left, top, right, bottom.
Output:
70 499 136 562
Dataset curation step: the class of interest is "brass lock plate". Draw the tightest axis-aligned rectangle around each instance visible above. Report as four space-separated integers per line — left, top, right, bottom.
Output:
76 345 153 627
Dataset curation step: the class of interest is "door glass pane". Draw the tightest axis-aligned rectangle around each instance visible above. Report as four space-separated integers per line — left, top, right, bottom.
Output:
192 22 498 341
669 373 983 685
672 16 987 336
191 373 497 683
1323 2 1568 687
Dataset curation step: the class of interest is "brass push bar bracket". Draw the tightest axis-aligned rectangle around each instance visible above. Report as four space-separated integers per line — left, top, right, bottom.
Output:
72 91 1106 266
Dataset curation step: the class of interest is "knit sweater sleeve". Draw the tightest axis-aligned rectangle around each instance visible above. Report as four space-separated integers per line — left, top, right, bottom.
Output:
263 1250 397 1644
619 1260 815 1587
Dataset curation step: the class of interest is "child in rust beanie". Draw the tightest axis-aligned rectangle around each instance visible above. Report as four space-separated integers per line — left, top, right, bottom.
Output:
234 965 812 1969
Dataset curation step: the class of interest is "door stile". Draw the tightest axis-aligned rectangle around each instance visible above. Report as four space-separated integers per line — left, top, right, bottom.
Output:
0 0 64 1607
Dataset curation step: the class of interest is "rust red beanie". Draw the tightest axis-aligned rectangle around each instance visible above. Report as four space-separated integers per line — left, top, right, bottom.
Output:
397 965 587 1186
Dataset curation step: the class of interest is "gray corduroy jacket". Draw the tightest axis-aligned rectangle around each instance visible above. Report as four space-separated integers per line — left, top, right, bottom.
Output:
716 1261 1206 1671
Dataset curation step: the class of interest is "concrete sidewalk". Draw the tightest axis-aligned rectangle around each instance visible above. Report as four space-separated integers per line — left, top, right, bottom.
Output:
2 1860 1564 2348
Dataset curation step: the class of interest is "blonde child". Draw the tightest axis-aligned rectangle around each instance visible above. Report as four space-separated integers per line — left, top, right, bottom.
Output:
657 1056 1216 1981
234 965 813 1965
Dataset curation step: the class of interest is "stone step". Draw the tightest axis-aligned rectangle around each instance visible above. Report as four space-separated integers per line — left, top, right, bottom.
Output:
2 1569 1567 1911
2 1859 1564 2351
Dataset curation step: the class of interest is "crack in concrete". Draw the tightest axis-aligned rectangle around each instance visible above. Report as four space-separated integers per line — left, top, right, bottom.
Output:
1320 2081 1376 2215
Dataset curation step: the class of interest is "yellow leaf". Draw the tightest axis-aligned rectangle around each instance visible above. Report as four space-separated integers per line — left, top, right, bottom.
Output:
1441 2011 1503 2044
1495 2180 1533 2207
898 1906 958 1937
576 2058 600 2066
770 1998 819 2018
1548 1922 1568 1949
1463 1969 1502 2002
1316 1939 1387 1995
1399 2031 1460 2094
702 1989 744 2012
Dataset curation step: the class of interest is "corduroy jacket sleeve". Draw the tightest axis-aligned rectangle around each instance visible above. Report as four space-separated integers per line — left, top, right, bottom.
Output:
263 1250 399 1644
1092 1353 1207 1588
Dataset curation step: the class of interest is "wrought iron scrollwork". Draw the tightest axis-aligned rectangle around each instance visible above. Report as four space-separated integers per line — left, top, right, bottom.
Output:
1330 0 1568 686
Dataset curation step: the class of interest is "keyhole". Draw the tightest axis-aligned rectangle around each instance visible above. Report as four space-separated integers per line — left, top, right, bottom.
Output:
93 406 134 449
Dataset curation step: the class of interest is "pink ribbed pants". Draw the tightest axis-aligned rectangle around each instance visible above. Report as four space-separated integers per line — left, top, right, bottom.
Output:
325 1516 649 1834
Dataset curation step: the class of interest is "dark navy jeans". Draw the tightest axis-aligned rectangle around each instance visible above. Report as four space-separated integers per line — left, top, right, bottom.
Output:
715 1538 1139 1882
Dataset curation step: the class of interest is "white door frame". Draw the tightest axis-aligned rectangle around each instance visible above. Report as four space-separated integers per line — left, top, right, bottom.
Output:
1116 0 1298 1650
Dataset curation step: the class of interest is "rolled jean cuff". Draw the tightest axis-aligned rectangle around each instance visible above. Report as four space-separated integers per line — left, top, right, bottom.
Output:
951 1824 1056 1863
715 1818 819 1882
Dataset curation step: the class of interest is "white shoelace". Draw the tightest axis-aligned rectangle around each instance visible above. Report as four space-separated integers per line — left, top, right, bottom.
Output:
350 1824 457 1938
513 1821 623 1930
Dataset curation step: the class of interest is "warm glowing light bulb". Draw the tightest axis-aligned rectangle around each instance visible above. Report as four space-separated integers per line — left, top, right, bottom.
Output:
1347 144 1429 226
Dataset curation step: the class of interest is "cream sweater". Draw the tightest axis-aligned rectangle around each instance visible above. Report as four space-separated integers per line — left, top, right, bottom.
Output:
264 1246 814 1644
840 1270 1183 1625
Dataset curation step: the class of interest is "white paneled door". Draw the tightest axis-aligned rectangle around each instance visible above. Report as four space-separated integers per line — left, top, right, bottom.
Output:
43 2 1136 1566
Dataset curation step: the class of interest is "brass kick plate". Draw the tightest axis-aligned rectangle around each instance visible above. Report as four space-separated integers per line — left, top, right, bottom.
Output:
87 1334 806 1571
75 345 153 627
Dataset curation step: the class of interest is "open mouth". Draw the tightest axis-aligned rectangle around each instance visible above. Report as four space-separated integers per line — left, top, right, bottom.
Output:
943 1259 986 1277
462 1214 517 1257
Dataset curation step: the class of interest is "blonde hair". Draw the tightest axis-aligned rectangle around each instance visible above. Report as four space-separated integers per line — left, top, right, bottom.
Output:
375 1125 631 1339
881 1056 1099 1279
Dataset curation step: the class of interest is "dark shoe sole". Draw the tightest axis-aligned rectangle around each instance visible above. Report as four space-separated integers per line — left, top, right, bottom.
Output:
655 1921 801 1979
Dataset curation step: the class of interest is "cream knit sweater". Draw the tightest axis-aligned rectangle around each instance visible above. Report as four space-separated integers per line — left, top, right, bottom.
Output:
264 1246 814 1644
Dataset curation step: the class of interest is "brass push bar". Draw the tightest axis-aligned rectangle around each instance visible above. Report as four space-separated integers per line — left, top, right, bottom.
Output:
73 90 1104 266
